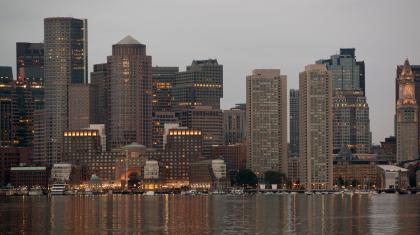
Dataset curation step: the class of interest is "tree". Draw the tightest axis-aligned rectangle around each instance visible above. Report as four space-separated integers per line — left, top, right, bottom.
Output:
235 169 257 188
264 171 286 185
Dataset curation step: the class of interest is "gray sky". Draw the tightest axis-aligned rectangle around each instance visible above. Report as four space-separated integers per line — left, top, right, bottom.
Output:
1 0 420 144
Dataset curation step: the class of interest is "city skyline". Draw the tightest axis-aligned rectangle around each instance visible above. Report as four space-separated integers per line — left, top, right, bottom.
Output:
1 1 420 144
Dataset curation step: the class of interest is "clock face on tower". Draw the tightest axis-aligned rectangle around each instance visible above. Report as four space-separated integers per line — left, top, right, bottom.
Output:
401 84 414 99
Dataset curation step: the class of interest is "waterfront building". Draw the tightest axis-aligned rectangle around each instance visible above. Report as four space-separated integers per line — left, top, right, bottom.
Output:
299 64 333 190
376 165 409 190
223 104 246 145
189 158 228 190
92 151 120 182
86 124 106 152
333 90 371 153
396 62 420 155
287 155 299 185
0 147 31 186
41 17 88 165
142 160 164 190
158 128 203 187
16 42 44 85
246 69 287 177
289 89 299 156
173 59 223 111
211 143 246 179
62 129 101 167
396 59 418 163
108 36 152 149
378 136 396 162
10 166 49 188
177 106 222 158
50 163 87 185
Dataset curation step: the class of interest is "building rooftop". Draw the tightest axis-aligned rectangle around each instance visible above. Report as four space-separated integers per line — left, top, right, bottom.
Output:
10 166 46 171
377 165 408 172
117 35 142 45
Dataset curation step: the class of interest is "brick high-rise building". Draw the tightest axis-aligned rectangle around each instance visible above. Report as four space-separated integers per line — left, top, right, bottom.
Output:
177 106 223 158
108 35 152 149
39 17 88 164
68 84 90 129
299 64 333 190
246 69 288 177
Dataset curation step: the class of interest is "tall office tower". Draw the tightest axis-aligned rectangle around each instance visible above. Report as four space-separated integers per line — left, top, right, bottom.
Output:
152 66 178 112
246 69 288 177
289 89 299 156
317 48 371 154
152 111 179 149
11 81 34 147
15 42 45 149
396 63 420 153
90 63 109 125
151 66 179 149
299 64 333 190
173 59 223 111
16 43 44 85
0 67 13 146
41 17 88 164
396 59 418 163
178 106 223 158
108 36 152 149
316 48 365 94
68 84 90 129
333 90 371 153
223 104 246 145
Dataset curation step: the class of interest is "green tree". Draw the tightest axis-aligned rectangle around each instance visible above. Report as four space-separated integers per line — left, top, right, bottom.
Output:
264 171 286 185
235 169 257 187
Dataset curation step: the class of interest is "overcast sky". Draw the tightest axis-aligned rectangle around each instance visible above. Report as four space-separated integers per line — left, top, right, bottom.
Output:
1 0 420 144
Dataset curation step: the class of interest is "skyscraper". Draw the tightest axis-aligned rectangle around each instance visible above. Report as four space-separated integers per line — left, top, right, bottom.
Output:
246 69 287 177
299 64 333 190
396 63 420 153
316 48 365 94
40 17 88 164
152 66 178 112
173 59 223 111
108 35 152 149
333 90 371 153
223 104 246 145
396 59 418 163
317 48 371 154
16 42 44 85
0 66 13 147
289 89 299 156
90 63 108 125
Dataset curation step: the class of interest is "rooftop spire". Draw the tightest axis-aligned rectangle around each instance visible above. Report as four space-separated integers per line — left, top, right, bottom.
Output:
401 58 413 77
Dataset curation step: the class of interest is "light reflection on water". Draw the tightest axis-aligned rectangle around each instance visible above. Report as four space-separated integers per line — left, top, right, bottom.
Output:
0 194 419 234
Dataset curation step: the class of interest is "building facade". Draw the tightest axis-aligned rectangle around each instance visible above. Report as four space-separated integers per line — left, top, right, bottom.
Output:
152 66 178 112
173 59 223 111
396 59 418 163
16 42 44 85
108 36 152 149
332 90 371 153
223 104 246 145
40 17 88 164
246 69 287 177
90 63 108 125
289 89 299 156
177 106 222 158
299 64 333 190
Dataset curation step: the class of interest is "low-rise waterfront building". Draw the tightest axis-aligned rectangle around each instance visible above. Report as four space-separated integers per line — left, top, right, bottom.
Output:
10 166 49 188
376 165 409 190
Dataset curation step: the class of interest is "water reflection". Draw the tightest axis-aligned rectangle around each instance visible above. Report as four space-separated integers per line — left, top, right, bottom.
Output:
0 194 418 234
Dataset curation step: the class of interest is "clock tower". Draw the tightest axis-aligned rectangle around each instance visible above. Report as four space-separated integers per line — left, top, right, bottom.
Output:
396 59 418 163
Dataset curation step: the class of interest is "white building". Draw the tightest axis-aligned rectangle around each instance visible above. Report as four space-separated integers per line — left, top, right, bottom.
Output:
376 165 408 190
